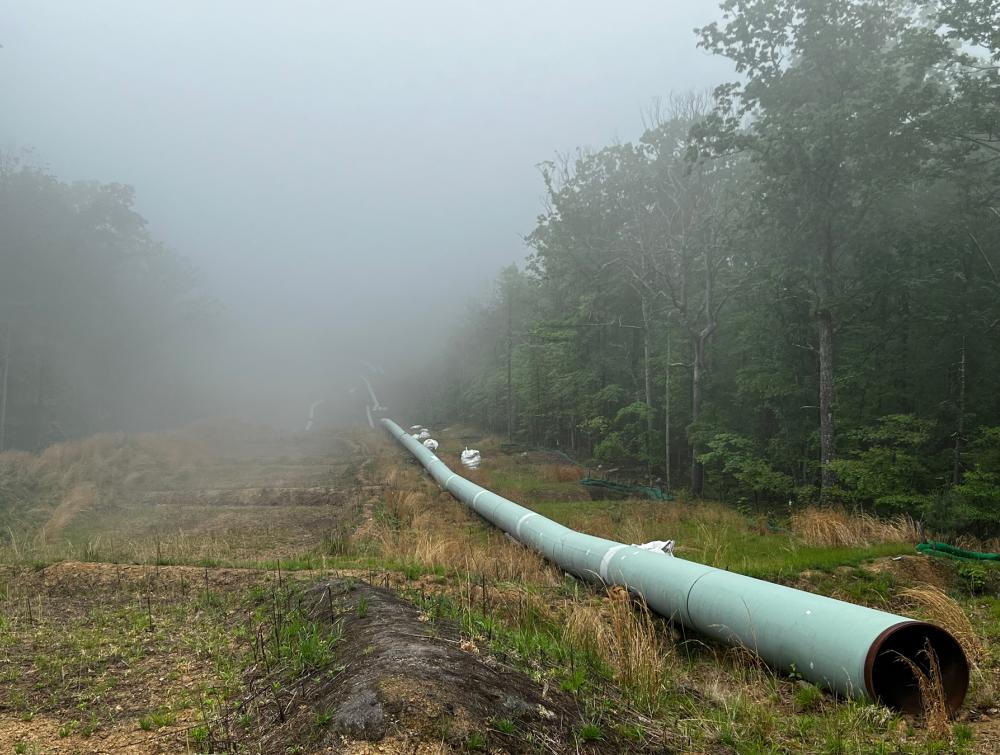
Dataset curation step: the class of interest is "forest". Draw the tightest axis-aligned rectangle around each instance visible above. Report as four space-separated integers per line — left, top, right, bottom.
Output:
422 0 1000 536
0 152 216 451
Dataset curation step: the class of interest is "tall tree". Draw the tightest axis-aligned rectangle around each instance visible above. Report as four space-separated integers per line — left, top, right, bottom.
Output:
695 0 957 495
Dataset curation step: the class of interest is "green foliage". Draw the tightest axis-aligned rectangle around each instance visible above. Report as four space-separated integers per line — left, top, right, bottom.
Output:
592 402 656 466
138 709 176 730
0 155 214 450
593 432 629 466
934 472 1000 538
464 731 487 751
828 415 935 514
792 683 824 713
492 718 515 735
416 0 1000 536
698 433 794 501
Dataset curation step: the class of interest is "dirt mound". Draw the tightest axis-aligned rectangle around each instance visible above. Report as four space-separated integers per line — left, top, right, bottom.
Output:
865 554 954 590
250 580 615 754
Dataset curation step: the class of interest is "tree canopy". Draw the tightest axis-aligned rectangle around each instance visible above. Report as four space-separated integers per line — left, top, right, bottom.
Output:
0 153 215 449
419 0 1000 535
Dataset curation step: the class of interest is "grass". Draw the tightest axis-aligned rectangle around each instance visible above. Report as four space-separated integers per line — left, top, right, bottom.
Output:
0 567 251 748
903 584 987 665
792 506 920 547
1 419 996 753
138 710 177 730
357 426 996 753
530 498 912 579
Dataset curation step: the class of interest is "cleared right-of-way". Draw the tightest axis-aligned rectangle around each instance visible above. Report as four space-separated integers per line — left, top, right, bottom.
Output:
381 417 968 714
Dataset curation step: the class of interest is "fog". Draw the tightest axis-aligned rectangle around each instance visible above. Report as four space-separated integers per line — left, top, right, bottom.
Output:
1 0 729 437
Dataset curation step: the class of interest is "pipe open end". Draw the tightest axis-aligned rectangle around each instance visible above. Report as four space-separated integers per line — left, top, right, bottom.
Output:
865 621 969 714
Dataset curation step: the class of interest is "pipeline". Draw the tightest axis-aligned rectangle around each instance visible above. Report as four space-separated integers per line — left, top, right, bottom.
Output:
381 418 968 714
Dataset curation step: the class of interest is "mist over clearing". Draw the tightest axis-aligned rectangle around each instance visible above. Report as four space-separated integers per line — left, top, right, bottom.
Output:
1 0 727 434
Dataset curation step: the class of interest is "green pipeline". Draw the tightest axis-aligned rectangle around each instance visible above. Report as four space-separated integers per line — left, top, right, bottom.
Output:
382 418 968 713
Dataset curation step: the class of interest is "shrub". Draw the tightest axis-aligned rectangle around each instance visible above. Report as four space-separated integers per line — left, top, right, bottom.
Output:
698 432 794 503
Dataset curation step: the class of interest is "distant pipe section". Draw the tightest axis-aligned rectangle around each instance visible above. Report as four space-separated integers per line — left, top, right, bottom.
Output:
381 418 968 714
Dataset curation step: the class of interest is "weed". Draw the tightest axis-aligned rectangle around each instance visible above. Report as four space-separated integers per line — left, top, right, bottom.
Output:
560 666 587 694
464 731 487 751
952 722 973 748
578 723 603 741
793 683 824 712
492 717 515 735
138 709 177 730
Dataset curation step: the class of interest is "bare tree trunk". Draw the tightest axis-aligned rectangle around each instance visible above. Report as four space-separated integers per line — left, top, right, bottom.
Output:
506 295 513 442
691 334 706 496
664 333 671 491
818 229 837 498
953 337 966 485
641 296 653 477
818 309 836 495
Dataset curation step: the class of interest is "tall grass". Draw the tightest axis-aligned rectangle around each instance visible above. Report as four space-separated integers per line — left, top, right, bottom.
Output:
791 507 919 547
366 474 559 585
564 589 670 711
902 584 985 666
543 464 582 483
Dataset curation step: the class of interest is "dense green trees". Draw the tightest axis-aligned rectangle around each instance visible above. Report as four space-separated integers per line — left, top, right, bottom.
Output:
423 0 1000 533
0 153 212 450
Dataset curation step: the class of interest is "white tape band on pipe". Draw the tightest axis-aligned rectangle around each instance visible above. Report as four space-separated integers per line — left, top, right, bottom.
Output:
444 474 457 490
472 490 486 506
599 544 629 582
515 513 538 539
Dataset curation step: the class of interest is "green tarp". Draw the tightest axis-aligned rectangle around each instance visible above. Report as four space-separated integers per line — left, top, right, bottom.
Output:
579 477 673 501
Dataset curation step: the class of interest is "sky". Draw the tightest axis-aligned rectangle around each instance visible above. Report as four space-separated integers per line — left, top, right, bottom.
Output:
0 0 732 423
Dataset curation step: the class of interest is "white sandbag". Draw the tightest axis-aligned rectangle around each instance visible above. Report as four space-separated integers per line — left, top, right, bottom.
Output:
460 447 481 469
417 429 431 441
422 438 439 451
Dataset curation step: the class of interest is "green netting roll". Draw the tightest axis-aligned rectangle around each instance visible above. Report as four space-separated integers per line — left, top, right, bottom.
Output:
916 541 1000 561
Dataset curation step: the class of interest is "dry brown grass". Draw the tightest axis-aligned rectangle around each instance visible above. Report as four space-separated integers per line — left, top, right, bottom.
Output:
367 471 559 586
564 589 671 711
38 482 97 540
953 533 1000 555
543 464 582 482
895 640 953 738
901 584 985 666
0 429 213 497
791 507 919 547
